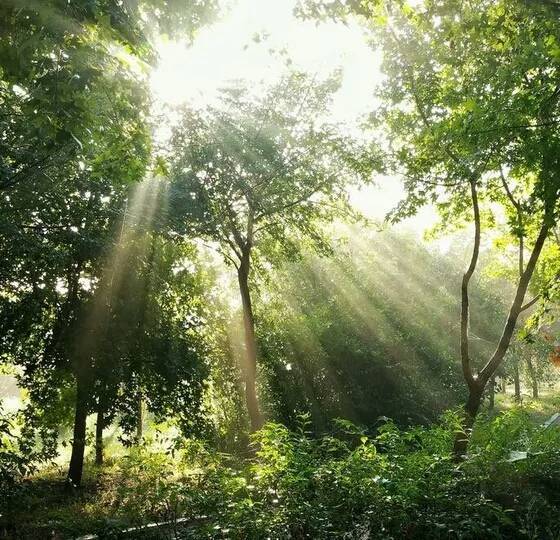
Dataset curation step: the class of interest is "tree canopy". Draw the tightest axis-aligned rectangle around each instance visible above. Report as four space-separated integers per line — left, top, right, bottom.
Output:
2 1 560 537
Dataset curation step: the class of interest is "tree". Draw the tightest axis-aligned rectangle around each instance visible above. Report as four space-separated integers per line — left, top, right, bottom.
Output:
167 73 376 431
83 226 210 469
299 0 560 453
504 336 555 400
366 0 560 456
1 91 150 486
0 0 219 486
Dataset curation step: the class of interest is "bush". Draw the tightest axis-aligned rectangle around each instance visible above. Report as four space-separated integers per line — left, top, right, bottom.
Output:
4 409 560 539
191 411 560 539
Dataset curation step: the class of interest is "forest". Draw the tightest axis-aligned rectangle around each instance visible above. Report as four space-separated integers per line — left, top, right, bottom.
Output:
1 0 560 538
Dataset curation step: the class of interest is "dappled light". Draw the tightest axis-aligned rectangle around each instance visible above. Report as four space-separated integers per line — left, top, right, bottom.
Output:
2 1 560 539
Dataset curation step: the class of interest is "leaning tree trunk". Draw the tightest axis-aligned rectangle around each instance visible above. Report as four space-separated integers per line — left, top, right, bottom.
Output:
68 374 90 486
95 407 104 466
237 252 263 432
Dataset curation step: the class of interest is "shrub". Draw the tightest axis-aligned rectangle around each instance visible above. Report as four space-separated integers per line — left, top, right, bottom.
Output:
4 409 560 539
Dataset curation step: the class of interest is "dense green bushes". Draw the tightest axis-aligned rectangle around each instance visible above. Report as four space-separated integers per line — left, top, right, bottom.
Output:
193 410 559 539
3 408 560 539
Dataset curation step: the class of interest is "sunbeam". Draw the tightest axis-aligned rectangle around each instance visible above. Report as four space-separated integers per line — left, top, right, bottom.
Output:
76 178 169 354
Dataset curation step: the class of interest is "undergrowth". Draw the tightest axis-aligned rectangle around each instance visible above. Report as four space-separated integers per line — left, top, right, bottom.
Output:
2 408 560 539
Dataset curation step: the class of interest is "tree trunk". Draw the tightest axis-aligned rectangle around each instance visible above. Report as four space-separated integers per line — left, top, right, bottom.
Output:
453 213 551 460
68 375 89 486
532 376 539 399
136 395 143 443
488 375 495 410
513 359 521 402
526 357 539 398
453 382 484 459
237 256 263 432
95 407 104 466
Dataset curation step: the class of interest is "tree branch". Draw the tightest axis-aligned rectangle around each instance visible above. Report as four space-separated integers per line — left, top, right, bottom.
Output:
520 295 540 312
499 167 525 275
499 167 520 210
479 214 551 383
461 178 481 390
470 118 560 135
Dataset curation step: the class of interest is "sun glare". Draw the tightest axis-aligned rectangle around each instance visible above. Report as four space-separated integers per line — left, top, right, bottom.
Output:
150 0 379 120
149 0 440 231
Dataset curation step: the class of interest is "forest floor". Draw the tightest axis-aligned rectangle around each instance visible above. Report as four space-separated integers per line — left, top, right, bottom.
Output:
0 462 137 539
494 387 560 423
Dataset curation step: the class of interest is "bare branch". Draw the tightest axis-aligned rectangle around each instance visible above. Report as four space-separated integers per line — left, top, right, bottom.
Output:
469 118 560 135
499 167 520 210
520 296 540 312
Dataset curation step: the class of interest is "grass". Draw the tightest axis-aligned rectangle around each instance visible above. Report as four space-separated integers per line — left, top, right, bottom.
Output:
493 386 560 424
1 460 133 539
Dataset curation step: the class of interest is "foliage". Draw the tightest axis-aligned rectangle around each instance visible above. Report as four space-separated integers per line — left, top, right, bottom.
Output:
258 229 511 430
0 0 154 464
362 0 560 225
166 71 377 269
2 0 560 536
4 411 560 539
0 0 219 482
86 231 212 441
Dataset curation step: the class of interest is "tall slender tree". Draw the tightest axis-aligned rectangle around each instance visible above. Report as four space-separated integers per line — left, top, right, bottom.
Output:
167 73 377 431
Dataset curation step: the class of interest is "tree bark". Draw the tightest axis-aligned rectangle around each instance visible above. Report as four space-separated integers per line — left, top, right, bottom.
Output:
488 375 496 410
95 406 104 466
453 382 483 459
136 394 143 443
459 179 481 392
513 358 521 401
68 375 89 486
526 357 539 398
237 252 263 432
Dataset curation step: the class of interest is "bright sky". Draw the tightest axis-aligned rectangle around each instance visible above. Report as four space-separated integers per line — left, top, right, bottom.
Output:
150 0 438 233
